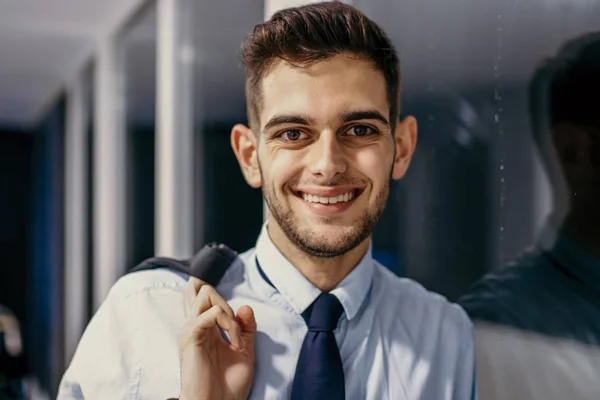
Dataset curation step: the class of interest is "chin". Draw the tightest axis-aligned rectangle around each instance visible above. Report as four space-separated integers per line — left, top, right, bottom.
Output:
298 230 365 258
303 218 356 232
301 224 356 244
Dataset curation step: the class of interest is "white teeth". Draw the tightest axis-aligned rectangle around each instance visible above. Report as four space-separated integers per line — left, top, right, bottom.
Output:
302 190 356 204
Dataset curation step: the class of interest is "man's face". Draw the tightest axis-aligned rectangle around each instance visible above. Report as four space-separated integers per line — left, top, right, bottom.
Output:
232 54 416 258
552 123 600 215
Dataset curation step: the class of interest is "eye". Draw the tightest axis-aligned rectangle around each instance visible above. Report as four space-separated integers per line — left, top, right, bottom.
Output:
280 129 308 141
345 125 377 137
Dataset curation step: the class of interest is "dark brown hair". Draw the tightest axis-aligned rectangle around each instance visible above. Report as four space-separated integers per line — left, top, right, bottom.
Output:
528 32 600 188
529 32 600 150
240 1 401 132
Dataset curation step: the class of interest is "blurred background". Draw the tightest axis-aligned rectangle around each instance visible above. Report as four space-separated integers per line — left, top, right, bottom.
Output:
0 0 599 398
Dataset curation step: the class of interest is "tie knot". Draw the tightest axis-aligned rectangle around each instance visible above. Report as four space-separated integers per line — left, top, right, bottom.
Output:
303 293 344 332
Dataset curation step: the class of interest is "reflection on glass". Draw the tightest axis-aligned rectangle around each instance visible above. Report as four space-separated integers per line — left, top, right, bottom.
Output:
460 32 600 400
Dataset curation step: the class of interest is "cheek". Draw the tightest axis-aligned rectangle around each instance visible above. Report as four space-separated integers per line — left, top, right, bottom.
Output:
264 149 303 190
354 148 391 185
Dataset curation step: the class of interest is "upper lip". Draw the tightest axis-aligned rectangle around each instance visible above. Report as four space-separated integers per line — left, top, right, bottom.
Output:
294 186 362 197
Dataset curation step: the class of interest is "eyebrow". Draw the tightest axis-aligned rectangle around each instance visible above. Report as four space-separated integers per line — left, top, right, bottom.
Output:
262 109 390 132
341 110 389 126
263 114 315 132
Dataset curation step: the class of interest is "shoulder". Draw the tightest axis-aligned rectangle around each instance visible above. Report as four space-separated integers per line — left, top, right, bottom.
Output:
109 268 188 300
373 263 471 336
458 248 548 326
107 249 254 301
369 263 474 375
58 250 255 399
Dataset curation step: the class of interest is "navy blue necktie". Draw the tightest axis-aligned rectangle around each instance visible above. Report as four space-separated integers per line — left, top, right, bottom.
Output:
291 292 346 400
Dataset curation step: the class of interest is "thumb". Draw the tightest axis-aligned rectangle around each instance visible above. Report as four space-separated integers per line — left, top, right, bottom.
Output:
236 305 257 347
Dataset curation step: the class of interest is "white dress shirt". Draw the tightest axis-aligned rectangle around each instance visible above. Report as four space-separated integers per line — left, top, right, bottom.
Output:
58 225 476 400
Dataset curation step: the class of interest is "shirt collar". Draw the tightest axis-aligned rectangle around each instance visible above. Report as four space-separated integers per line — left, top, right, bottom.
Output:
254 223 374 320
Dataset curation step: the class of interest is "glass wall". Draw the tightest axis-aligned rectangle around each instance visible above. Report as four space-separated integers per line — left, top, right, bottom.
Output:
354 0 600 299
0 126 37 396
32 95 67 397
191 0 265 252
120 1 158 269
106 0 600 302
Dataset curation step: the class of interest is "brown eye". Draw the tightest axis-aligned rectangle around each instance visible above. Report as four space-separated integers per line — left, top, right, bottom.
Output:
281 129 307 141
346 125 376 137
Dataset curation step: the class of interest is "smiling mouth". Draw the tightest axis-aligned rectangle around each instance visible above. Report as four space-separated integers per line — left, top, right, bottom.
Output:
294 189 362 204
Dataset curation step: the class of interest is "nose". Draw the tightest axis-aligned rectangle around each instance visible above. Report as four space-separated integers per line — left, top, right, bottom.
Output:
307 132 346 180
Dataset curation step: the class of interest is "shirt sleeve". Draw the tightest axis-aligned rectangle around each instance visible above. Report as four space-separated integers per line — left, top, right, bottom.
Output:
57 279 144 400
453 309 478 400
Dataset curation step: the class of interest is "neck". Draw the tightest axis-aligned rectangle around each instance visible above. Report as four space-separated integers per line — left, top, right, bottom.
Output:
266 222 370 292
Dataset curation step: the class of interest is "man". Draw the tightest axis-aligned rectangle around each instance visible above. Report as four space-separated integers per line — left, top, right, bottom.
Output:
459 32 600 400
58 2 476 399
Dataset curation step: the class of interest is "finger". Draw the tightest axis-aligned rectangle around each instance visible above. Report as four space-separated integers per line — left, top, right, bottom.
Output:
236 305 257 334
236 305 257 352
193 305 243 350
184 277 203 318
192 284 235 318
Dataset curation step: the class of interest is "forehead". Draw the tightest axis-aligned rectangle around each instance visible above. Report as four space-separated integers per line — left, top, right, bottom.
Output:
259 55 389 128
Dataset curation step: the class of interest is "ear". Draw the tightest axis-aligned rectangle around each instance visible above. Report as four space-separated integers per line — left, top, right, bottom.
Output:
553 123 593 165
231 124 262 188
552 123 598 181
392 116 418 180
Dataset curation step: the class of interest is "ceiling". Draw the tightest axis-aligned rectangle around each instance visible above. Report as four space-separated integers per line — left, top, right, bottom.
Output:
0 0 145 127
122 0 265 126
1 0 599 128
123 0 600 127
